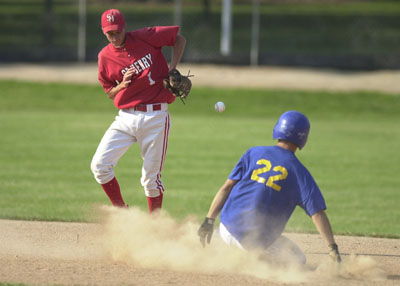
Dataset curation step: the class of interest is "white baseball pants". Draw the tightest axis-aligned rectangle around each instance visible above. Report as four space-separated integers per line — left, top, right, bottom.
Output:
219 223 306 265
91 105 170 198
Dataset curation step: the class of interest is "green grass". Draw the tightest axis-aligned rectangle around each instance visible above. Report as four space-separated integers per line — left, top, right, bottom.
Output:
0 80 399 238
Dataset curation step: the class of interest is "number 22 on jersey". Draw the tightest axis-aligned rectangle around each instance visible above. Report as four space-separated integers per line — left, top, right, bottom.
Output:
251 159 288 191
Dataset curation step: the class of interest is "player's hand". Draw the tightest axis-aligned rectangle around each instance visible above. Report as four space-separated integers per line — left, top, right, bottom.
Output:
328 243 342 263
198 217 215 248
121 67 135 88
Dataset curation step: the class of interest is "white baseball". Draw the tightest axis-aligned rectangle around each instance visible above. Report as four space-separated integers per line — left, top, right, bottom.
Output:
215 101 226 112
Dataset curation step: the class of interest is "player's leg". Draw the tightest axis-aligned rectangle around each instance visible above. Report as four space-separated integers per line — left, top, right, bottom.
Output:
218 223 245 250
264 235 306 265
137 111 170 213
91 116 137 207
99 176 125 207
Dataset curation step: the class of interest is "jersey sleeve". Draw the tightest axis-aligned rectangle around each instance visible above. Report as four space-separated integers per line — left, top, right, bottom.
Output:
298 168 327 216
228 150 250 181
97 51 115 93
134 26 179 48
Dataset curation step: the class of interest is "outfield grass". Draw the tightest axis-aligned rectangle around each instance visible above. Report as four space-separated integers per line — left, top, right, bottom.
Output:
0 80 399 238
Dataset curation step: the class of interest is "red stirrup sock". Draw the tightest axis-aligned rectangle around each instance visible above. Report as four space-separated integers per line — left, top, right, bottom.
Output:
147 193 163 213
101 177 126 207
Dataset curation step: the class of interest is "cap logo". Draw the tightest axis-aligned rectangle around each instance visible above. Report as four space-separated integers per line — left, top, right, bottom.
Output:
298 132 307 139
107 14 114 23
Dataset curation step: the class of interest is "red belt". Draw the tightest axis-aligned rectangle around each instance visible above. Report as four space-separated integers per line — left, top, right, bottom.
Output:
134 103 162 112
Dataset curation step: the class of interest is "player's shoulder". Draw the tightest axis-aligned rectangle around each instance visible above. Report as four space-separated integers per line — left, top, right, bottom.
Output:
98 43 113 58
249 145 274 151
130 27 153 37
249 145 302 167
291 157 314 181
244 145 276 158
131 26 178 37
127 28 154 43
248 145 279 154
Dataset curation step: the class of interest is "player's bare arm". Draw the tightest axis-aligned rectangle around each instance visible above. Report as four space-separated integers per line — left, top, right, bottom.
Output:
106 67 135 100
312 210 342 262
198 179 237 247
207 179 237 219
169 34 186 71
311 210 336 245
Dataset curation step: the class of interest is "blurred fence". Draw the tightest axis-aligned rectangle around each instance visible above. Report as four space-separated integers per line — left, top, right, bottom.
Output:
1 0 400 70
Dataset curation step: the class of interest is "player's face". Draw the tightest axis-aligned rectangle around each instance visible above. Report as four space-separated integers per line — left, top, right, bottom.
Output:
105 30 125 48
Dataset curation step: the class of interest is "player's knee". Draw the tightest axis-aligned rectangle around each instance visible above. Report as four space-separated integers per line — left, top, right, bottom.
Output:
90 157 100 175
90 158 114 184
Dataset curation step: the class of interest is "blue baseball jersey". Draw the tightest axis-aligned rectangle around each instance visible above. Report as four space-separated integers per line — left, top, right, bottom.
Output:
220 145 326 249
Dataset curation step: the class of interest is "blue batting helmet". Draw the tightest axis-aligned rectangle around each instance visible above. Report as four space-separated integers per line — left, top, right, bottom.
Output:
273 111 310 150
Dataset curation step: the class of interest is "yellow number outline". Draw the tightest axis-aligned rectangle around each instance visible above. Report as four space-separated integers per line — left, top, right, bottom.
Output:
250 159 271 184
251 159 288 192
266 166 288 191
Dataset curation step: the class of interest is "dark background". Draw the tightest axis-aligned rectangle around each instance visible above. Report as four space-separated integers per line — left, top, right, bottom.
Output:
1 0 399 70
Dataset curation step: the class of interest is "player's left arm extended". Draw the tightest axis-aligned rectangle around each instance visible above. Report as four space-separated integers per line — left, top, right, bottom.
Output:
169 34 186 71
312 210 342 262
198 179 237 247
206 179 237 219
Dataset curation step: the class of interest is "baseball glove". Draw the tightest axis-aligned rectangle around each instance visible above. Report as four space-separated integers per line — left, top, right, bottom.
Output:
164 68 193 104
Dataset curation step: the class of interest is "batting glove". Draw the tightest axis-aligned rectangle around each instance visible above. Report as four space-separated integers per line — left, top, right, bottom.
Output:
328 243 342 263
198 217 215 248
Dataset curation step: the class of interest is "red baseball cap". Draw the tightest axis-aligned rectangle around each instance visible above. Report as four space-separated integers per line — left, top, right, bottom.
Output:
101 9 126 34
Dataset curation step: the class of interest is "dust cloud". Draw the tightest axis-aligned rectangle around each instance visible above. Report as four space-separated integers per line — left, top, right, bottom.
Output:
97 206 386 283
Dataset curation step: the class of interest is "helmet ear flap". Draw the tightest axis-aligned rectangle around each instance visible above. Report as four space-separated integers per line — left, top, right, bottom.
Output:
273 111 310 150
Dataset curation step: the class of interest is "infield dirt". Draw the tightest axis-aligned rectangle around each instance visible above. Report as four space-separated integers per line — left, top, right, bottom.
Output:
0 63 399 286
0 206 399 286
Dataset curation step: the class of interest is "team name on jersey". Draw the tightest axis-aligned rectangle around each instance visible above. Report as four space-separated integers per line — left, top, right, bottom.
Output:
121 53 153 75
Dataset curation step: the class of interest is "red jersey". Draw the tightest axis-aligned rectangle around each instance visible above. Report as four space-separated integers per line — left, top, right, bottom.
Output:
98 26 179 109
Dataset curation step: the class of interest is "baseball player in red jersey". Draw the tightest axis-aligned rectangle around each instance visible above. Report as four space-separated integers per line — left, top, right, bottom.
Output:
91 9 187 213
